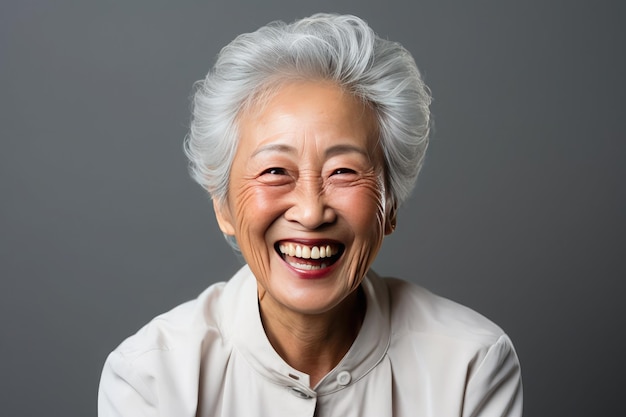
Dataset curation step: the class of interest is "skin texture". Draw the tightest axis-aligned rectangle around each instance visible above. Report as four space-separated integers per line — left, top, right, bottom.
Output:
213 81 395 386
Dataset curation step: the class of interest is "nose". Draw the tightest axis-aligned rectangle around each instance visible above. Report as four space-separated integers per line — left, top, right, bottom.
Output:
284 177 336 229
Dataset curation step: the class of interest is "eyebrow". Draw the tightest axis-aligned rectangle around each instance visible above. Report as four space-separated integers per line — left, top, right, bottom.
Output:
324 144 369 159
251 143 370 159
251 143 297 158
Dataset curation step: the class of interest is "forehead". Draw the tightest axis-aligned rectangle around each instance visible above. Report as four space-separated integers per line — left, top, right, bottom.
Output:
236 81 379 151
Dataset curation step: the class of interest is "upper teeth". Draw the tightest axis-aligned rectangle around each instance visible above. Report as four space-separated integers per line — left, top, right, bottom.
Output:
278 243 338 259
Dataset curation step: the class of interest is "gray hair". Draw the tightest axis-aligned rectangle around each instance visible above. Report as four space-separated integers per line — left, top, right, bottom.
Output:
185 13 431 208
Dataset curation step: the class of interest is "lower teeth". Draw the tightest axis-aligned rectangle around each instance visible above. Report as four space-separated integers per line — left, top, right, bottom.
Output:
288 261 328 270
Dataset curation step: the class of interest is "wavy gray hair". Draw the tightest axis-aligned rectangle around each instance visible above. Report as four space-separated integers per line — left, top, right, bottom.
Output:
185 13 431 209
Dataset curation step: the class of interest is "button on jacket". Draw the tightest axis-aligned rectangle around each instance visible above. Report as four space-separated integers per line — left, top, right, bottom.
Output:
98 266 522 416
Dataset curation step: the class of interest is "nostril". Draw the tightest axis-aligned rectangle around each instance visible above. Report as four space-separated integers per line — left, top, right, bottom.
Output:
284 199 335 230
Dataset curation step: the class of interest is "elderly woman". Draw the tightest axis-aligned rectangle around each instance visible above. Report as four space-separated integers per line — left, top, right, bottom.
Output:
98 13 522 417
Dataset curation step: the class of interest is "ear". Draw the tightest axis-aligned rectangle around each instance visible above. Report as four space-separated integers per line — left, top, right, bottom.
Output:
213 198 236 236
384 197 397 235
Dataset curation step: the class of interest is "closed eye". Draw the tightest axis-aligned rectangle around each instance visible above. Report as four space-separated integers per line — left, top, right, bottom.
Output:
262 167 287 175
331 168 356 176
258 167 292 186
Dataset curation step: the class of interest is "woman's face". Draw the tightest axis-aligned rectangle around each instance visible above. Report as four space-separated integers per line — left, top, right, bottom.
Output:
214 81 394 315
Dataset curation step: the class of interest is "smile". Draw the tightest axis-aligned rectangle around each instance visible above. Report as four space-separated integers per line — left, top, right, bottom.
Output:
276 241 344 271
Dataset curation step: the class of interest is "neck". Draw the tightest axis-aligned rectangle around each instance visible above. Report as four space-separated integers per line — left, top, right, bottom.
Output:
259 287 366 388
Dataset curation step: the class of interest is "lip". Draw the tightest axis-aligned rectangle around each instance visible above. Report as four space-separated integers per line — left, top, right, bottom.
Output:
274 238 345 280
276 238 343 246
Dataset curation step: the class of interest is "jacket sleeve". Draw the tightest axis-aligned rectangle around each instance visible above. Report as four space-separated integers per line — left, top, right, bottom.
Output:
462 335 523 417
98 351 157 417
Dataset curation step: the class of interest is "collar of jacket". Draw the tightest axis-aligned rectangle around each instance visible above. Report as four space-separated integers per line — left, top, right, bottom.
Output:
218 265 391 397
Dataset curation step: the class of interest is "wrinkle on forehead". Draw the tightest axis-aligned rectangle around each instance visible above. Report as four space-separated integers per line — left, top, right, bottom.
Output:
238 80 378 140
251 142 371 162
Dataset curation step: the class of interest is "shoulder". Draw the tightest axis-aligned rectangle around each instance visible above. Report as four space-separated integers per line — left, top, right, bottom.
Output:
365 273 523 416
105 266 256 373
112 281 226 362
99 267 256 413
374 274 506 348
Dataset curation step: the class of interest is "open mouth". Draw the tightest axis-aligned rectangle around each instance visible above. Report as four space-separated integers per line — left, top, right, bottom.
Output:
275 241 344 271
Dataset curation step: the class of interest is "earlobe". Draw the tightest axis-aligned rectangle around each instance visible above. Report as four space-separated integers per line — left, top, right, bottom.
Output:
384 214 397 235
213 199 236 236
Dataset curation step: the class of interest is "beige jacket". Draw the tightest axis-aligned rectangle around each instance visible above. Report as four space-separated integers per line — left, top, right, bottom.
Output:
99 265 522 416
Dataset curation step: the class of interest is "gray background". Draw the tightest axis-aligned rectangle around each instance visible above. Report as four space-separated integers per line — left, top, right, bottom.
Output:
1 0 624 415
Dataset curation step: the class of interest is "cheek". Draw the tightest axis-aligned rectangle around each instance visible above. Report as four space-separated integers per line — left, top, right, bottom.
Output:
230 183 287 238
229 184 288 283
333 180 386 230
332 179 386 286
